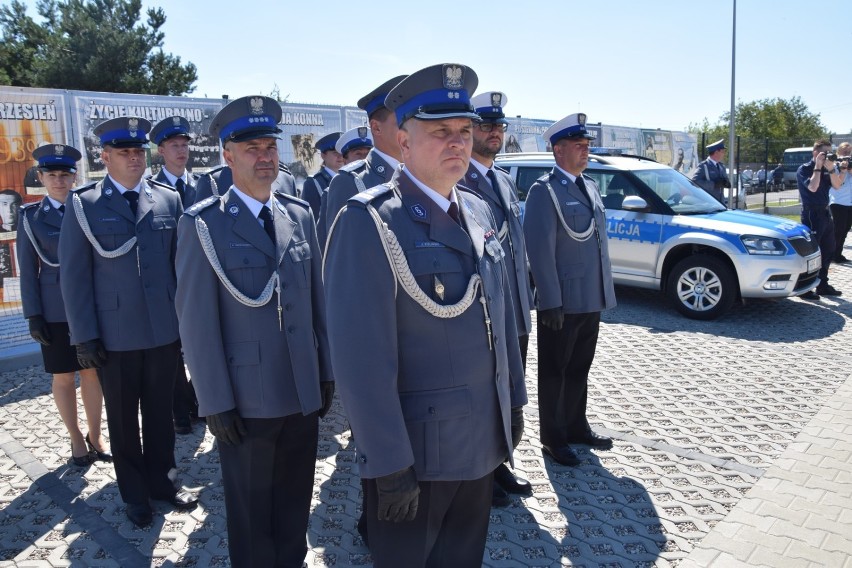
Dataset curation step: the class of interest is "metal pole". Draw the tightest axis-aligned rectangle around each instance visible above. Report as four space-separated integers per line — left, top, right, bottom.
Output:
728 0 737 194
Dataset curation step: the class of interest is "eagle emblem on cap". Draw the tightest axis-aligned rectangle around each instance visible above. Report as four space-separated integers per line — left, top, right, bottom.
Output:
357 127 368 139
577 113 586 126
491 93 502 107
443 65 464 89
128 118 139 137
172 116 181 126
54 145 64 156
250 97 264 115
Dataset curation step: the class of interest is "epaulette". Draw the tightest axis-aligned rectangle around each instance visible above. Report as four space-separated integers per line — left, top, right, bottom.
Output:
20 201 40 211
274 191 310 208
279 163 292 175
494 164 510 174
350 183 393 205
146 177 177 192
184 195 220 217
71 181 97 194
339 159 366 174
537 172 552 183
200 164 227 178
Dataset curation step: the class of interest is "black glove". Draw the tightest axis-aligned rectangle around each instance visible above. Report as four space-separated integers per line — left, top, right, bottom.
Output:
539 307 564 331
510 407 525 449
375 466 420 523
207 409 247 446
319 382 335 418
75 339 107 369
27 315 52 346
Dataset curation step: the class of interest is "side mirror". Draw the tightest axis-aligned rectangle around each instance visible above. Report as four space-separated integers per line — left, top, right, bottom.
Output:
621 196 649 211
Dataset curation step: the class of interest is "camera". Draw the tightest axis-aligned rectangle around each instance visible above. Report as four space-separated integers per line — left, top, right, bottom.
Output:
827 152 838 162
827 153 851 169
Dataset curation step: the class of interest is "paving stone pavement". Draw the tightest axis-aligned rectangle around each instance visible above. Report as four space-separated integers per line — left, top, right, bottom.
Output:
2 259 852 567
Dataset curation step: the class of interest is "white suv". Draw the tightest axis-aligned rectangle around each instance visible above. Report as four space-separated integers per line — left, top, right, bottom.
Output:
495 152 821 320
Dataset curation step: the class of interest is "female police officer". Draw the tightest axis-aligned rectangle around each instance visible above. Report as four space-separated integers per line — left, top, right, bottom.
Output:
17 144 111 466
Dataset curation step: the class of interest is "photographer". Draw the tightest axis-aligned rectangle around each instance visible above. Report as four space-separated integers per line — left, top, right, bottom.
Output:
829 142 852 263
692 139 730 205
797 139 845 299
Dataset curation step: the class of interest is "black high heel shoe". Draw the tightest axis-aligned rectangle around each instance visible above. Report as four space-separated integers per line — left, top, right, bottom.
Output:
85 433 113 462
70 444 94 467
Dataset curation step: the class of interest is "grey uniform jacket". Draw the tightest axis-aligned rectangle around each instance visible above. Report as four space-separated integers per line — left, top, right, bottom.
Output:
324 169 526 481
17 198 67 322
691 159 726 198
194 164 297 205
152 169 198 208
523 168 616 314
459 164 533 336
175 189 332 419
59 177 184 351
319 149 395 247
302 168 332 223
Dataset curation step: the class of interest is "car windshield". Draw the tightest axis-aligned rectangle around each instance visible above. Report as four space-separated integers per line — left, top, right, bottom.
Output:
632 168 727 214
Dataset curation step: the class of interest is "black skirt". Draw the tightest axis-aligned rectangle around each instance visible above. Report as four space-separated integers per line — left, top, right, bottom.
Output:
40 321 83 374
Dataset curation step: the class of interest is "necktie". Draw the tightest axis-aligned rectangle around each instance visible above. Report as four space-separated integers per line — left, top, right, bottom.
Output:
487 169 509 211
175 178 186 202
447 202 461 225
258 205 276 244
123 191 139 216
58 204 65 216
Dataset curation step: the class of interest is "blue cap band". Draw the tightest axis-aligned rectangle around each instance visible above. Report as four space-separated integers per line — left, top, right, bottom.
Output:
99 128 149 145
340 138 373 155
363 95 387 117
37 155 77 169
219 114 279 142
394 88 473 125
154 126 190 145
549 124 595 143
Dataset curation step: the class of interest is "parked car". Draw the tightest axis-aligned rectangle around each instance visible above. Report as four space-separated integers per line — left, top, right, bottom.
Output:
495 152 821 320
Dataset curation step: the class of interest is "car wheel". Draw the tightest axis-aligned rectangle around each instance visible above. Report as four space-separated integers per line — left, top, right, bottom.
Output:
666 255 737 320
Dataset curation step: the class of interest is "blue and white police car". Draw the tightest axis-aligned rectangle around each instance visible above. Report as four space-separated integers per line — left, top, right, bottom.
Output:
495 152 821 320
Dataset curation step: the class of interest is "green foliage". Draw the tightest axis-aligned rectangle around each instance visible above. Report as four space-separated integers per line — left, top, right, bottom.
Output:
0 0 196 95
690 97 830 163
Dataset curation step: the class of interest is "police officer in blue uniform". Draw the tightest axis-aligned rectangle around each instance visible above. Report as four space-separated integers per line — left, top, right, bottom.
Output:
301 131 342 222
150 116 200 435
18 144 110 467
798 139 844 300
691 139 730 205
524 113 617 468
175 96 334 568
325 64 526 567
460 91 534 506
319 74 407 247
59 117 196 528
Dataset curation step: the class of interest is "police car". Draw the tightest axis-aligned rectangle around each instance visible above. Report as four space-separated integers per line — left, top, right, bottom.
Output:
495 152 822 320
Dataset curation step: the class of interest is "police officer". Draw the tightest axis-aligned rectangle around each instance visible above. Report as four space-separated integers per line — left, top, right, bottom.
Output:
150 116 199 435
336 126 373 165
524 113 617 468
691 139 730 204
319 74 406 246
798 139 844 300
17 144 110 467
175 96 334 568
460 90 533 507
301 131 342 222
325 64 525 567
59 117 196 528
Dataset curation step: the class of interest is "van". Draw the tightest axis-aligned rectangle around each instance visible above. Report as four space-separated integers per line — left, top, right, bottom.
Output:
782 147 816 188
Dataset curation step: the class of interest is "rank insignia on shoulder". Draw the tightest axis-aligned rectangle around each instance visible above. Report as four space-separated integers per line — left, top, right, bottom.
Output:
350 183 392 205
184 195 219 217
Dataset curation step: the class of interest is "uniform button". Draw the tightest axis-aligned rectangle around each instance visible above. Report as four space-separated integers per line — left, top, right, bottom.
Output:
359 456 367 463
243 258 249 265
287 325 295 333
228 356 235 364
428 406 436 415
285 303 293 311
487 294 493 301
282 282 288 290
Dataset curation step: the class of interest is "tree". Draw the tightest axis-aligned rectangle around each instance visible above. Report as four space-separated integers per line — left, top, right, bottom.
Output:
689 97 829 163
0 0 196 96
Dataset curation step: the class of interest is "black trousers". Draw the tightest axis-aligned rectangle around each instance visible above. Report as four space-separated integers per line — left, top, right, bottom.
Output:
830 203 852 260
801 207 836 285
537 311 601 448
364 472 493 568
172 350 198 423
219 412 319 568
98 341 180 505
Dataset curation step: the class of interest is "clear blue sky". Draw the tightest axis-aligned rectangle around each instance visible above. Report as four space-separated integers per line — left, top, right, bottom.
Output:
12 0 852 134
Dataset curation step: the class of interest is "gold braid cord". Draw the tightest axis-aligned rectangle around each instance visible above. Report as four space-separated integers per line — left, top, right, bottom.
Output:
545 180 596 242
194 215 278 308
71 188 137 258
22 212 59 267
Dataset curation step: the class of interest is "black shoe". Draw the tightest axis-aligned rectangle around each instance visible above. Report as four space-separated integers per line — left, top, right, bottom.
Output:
70 446 94 467
85 433 112 462
152 490 198 511
174 420 192 435
817 284 842 296
834 255 849 263
801 290 821 301
494 463 533 496
491 484 512 507
566 429 614 450
542 445 581 467
126 503 153 528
